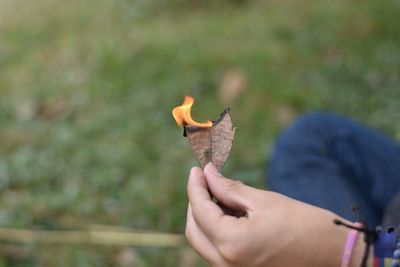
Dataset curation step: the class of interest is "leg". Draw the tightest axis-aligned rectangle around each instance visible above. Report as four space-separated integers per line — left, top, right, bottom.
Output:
268 112 400 227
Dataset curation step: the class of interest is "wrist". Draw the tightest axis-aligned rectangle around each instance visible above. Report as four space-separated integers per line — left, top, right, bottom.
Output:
288 205 350 267
351 233 373 267
291 208 373 267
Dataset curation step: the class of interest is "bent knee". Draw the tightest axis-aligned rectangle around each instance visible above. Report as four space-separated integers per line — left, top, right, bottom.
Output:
276 112 338 147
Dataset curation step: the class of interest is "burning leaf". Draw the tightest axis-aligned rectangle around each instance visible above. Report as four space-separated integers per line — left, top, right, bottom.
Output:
185 126 212 169
172 96 212 128
172 97 235 171
211 109 235 171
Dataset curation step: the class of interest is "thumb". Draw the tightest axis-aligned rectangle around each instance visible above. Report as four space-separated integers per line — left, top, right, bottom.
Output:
204 162 255 213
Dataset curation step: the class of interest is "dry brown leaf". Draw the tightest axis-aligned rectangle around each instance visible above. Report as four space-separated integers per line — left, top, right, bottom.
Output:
15 100 36 122
211 109 235 171
114 247 139 267
273 105 296 126
185 126 212 169
218 70 247 104
37 98 70 119
184 109 235 171
15 98 72 121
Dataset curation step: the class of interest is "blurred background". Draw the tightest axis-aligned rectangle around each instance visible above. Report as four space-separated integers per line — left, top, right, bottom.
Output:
1 0 400 266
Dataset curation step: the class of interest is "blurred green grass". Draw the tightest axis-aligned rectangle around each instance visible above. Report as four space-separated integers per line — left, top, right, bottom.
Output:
0 0 399 266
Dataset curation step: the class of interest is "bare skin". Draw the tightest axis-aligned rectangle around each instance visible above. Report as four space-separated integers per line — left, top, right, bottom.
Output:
185 163 371 267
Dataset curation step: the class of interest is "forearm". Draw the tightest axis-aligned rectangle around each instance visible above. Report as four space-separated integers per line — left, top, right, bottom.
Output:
284 203 373 267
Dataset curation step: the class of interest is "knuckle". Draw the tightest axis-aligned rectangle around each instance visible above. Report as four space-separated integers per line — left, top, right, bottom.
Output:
217 241 246 264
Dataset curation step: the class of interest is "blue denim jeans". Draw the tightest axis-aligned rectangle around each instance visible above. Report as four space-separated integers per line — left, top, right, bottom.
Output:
269 113 400 227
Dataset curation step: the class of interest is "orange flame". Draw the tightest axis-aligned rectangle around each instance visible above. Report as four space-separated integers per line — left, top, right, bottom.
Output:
172 96 213 128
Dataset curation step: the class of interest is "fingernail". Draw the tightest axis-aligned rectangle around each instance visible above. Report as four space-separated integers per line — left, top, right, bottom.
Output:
189 167 202 178
205 162 222 177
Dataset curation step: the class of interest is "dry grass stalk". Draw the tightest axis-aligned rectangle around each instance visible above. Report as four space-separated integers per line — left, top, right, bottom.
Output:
0 228 184 247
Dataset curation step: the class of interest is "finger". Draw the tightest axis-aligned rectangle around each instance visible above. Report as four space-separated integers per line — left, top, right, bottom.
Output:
185 204 222 263
204 162 255 214
217 201 247 218
187 167 224 239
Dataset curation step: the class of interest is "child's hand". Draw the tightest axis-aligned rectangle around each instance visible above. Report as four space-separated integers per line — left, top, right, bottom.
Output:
185 163 366 267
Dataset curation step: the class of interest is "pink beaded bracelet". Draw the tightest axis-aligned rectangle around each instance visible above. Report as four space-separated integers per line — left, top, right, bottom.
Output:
341 222 363 267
